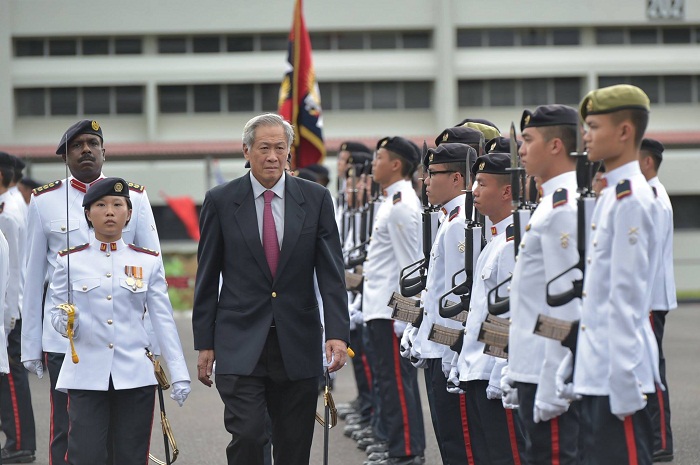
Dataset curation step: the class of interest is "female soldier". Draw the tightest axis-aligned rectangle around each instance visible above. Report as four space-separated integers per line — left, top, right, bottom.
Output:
49 177 190 464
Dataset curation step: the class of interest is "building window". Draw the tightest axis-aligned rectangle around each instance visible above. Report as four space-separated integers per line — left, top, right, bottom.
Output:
49 39 77 56
456 30 483 48
490 80 516 106
15 89 45 116
404 82 432 109
630 28 659 45
662 28 691 44
159 86 188 112
227 36 254 52
488 29 515 47
401 32 431 49
14 38 44 56
82 39 109 55
663 75 692 103
520 29 547 46
227 84 255 112
116 86 143 114
158 37 187 54
337 33 364 50
310 33 332 50
193 85 221 112
369 32 397 50
338 83 365 110
83 87 111 114
630 76 660 103
115 38 142 54
459 77 583 108
260 34 288 51
260 84 280 112
596 28 625 45
554 78 582 105
193 36 221 53
458 80 484 107
598 74 699 105
370 82 398 109
50 88 78 115
552 29 580 46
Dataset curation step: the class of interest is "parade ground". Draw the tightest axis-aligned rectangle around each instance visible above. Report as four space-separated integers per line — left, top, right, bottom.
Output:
17 303 700 465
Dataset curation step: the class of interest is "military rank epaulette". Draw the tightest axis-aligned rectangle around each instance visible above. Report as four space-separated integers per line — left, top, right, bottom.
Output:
552 188 568 208
449 206 460 222
616 179 632 200
58 243 89 256
506 224 515 242
127 182 145 193
33 179 63 196
128 244 160 256
393 192 402 204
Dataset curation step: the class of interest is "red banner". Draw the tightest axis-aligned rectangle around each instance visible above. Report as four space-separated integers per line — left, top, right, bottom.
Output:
278 0 325 169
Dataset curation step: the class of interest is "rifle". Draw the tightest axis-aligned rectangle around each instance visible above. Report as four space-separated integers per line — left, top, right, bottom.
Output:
486 123 533 316
345 161 376 268
400 141 440 298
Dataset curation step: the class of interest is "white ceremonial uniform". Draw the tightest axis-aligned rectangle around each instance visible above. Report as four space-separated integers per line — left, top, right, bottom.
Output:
362 179 421 321
457 215 514 383
0 191 27 336
22 176 160 363
509 171 581 408
413 195 466 360
50 239 189 392
0 230 10 373
574 161 660 416
648 177 677 311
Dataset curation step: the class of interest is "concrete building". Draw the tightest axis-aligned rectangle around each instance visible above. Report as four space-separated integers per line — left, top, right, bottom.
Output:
1 0 699 289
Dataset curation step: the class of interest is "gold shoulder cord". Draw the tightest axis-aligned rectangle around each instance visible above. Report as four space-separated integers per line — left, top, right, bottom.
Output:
146 350 179 465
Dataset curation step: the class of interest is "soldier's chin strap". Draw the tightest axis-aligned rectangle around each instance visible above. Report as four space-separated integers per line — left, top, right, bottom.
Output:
146 349 179 465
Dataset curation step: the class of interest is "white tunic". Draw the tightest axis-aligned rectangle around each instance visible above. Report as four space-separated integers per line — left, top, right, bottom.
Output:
648 177 677 311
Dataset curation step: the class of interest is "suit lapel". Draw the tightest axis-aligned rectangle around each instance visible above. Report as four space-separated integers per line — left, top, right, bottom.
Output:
232 175 273 282
275 176 306 281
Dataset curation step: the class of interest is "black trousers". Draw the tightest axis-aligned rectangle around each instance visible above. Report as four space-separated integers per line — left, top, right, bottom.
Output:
463 379 526 465
46 351 70 465
645 310 673 453
350 325 374 424
66 380 155 465
516 382 580 465
215 327 318 465
579 395 652 465
362 322 387 442
366 319 425 459
0 319 36 452
426 358 475 465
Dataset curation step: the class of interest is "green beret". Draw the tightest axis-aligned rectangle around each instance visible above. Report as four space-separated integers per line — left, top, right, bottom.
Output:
460 122 501 141
579 84 650 120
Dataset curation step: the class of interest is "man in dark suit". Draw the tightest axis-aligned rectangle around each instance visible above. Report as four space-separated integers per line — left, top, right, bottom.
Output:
192 113 350 465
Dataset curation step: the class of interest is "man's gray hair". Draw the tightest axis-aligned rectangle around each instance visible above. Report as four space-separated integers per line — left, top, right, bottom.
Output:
242 113 295 149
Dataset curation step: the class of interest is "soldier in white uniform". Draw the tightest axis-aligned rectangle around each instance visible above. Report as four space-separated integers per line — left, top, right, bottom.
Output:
0 153 36 463
0 230 10 375
507 105 582 465
564 85 660 465
49 177 189 464
21 120 161 465
362 136 425 465
639 138 677 462
455 152 526 464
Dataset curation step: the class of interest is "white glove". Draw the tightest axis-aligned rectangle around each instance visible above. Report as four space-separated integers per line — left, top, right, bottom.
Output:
486 384 503 400
170 381 191 407
349 307 365 327
534 399 568 423
411 355 428 369
400 325 414 359
51 306 79 338
393 320 408 338
500 366 518 409
555 352 580 402
23 360 44 379
441 351 457 378
446 367 464 394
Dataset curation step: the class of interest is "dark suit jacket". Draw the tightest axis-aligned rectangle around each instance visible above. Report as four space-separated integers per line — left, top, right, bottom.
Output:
192 173 349 380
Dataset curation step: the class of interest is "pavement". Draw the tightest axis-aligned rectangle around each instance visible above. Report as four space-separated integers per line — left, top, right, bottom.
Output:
9 303 700 464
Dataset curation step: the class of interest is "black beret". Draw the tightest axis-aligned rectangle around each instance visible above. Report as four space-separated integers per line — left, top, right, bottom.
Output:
304 164 329 178
486 137 521 154
640 138 664 160
0 152 14 168
377 136 420 166
520 104 578 131
295 168 319 182
347 151 373 166
11 155 26 170
19 178 42 190
471 152 511 178
56 120 104 155
454 118 501 133
435 126 485 148
425 143 476 169
339 141 372 154
82 177 130 208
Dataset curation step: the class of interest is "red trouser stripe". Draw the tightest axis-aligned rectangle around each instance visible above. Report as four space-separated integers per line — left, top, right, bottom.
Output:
550 416 560 465
624 416 639 465
362 353 373 389
505 408 522 465
459 394 475 465
656 385 667 450
391 330 412 456
7 373 22 449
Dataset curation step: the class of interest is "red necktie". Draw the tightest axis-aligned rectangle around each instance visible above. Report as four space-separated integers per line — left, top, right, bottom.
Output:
263 190 280 278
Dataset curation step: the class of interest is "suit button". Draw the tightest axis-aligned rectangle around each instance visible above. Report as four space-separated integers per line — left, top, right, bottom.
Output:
108 343 114 349
271 292 277 298
107 295 112 300
106 273 112 278
107 319 113 325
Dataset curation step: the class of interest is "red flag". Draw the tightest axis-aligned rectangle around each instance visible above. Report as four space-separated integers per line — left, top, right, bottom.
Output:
278 0 325 169
160 191 200 241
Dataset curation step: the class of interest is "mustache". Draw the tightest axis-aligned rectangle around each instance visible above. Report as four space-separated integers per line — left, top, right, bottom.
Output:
78 154 96 163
